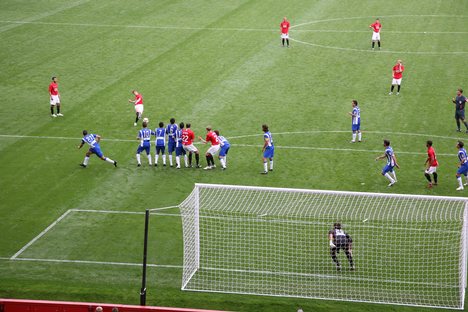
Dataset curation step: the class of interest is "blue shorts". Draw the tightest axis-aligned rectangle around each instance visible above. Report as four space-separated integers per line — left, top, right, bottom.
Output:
352 123 360 131
263 146 274 159
382 164 394 174
156 145 165 154
457 164 468 175
167 141 176 153
219 145 230 157
176 145 186 157
89 147 103 158
137 145 150 155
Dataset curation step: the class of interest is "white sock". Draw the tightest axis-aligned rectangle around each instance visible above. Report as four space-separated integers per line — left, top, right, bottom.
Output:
147 154 152 165
358 132 362 141
220 158 226 168
392 171 397 182
176 156 180 167
169 155 173 166
263 162 268 172
458 177 463 188
105 157 115 164
384 173 395 183
155 154 159 164
224 156 227 165
136 154 141 164
184 155 188 167
163 155 166 165
83 156 90 166
269 160 274 170
352 133 356 142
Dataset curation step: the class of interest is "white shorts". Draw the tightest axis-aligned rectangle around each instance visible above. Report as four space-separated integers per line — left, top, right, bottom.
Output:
135 104 144 114
425 166 437 174
207 144 221 156
392 78 402 85
281 33 289 39
372 32 380 41
183 144 198 153
50 95 60 105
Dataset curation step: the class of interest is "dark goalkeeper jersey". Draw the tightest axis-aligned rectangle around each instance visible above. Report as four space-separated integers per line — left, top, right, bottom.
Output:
329 228 352 247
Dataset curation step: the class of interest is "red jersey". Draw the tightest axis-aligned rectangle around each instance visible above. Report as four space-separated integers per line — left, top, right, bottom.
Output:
205 131 220 146
182 128 194 145
392 64 404 79
427 146 438 167
280 20 290 34
133 94 143 105
49 82 59 96
370 22 381 33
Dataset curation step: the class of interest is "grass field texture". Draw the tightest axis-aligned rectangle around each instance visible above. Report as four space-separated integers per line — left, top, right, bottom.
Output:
1 0 468 311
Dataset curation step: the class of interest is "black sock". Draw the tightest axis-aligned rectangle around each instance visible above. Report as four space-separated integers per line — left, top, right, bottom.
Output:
397 85 401 92
195 153 200 166
206 156 211 166
424 173 432 183
433 172 438 184
457 119 461 130
57 106 60 114
372 42 375 48
282 38 285 46
463 121 468 130
135 116 139 123
345 251 354 266
378 41 381 47
188 153 192 166
50 107 54 115
286 39 289 46
390 85 395 92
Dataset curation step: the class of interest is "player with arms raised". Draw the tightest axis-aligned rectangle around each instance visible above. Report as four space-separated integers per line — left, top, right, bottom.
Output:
199 126 220 170
78 130 117 168
261 124 274 174
136 120 154 167
375 139 399 186
329 222 354 271
128 90 144 126
280 17 290 47
424 140 438 188
369 18 381 50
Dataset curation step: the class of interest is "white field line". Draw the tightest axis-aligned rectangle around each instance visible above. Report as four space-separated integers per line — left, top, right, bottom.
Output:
72 209 145 215
10 209 74 260
148 205 179 212
0 132 459 157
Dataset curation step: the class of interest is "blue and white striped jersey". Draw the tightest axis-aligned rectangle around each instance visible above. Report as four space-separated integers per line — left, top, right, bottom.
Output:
458 148 468 164
264 131 274 147
82 134 99 148
138 128 153 147
155 127 166 147
352 106 360 125
385 146 395 166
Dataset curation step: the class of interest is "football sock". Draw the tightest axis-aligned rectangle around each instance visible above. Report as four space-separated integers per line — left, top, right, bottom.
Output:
50 107 54 115
345 250 354 266
391 171 397 182
352 133 356 142
162 155 166 165
390 85 395 92
195 153 200 166
269 160 274 170
384 173 395 183
205 155 210 166
358 132 362 141
424 173 432 183
377 41 380 48
83 156 90 166
57 106 60 114
155 154 159 164
136 154 141 164
105 157 115 164
286 39 289 46
457 119 461 130
433 172 438 184
188 153 192 166
176 156 180 167
458 176 463 188
147 154 152 165
463 121 468 130
263 162 268 172
220 158 226 168
397 85 401 92
372 42 375 48
169 155 173 166
184 155 188 167
282 38 285 46
331 252 339 265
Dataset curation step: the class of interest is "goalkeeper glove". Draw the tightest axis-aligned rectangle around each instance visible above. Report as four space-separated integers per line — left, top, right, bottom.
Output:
329 241 336 248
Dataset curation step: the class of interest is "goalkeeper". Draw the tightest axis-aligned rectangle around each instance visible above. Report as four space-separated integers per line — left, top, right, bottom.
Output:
328 222 355 271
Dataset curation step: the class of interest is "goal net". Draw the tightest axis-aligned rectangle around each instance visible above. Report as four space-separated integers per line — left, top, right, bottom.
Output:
179 183 468 310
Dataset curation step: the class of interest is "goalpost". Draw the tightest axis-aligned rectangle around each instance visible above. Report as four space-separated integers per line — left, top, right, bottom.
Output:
179 183 468 310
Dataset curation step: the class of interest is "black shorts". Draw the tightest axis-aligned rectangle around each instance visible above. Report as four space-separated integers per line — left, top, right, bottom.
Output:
456 110 465 119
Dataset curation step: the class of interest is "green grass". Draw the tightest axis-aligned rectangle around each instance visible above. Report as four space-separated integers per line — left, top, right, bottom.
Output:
1 0 468 311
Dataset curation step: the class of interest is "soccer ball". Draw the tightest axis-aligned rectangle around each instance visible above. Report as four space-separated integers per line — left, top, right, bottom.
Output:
143 117 149 123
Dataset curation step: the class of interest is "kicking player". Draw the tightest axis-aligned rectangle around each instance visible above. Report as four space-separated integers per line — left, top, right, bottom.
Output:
175 122 188 169
261 124 274 174
215 130 230 170
136 120 153 167
389 60 404 95
456 141 468 191
329 222 354 271
128 90 144 126
369 18 381 50
348 100 361 143
49 76 63 117
198 126 220 170
375 139 400 186
182 123 201 168
424 140 438 188
280 17 290 47
166 118 178 167
78 130 117 168
154 121 166 166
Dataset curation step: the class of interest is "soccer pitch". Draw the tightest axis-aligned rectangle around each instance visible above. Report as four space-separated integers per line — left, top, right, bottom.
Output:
1 0 468 311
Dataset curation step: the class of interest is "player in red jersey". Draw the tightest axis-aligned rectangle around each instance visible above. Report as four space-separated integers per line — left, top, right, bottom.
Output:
182 123 201 168
49 76 63 117
280 17 290 47
389 60 404 95
128 90 144 126
424 140 439 188
198 126 221 170
369 18 381 50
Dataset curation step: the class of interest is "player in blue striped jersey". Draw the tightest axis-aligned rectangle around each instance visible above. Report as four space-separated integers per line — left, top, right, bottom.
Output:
348 100 361 143
375 139 399 186
136 121 154 167
214 130 230 170
456 141 468 190
166 118 177 167
261 124 274 174
78 130 117 168
154 121 167 167
175 122 188 169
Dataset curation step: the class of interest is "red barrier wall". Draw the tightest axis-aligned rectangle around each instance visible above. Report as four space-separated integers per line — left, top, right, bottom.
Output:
0 299 229 312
